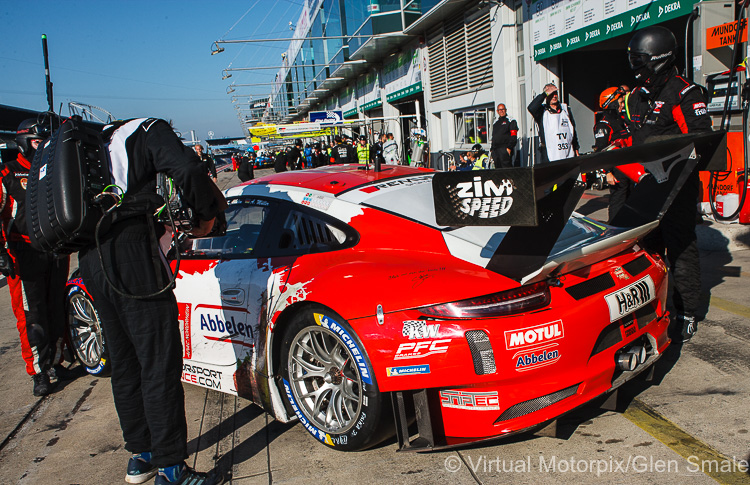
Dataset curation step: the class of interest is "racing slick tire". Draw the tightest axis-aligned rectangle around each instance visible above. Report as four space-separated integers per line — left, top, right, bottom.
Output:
66 284 111 377
280 306 388 451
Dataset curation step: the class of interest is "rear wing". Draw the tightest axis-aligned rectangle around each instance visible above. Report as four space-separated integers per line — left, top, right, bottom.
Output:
432 131 726 281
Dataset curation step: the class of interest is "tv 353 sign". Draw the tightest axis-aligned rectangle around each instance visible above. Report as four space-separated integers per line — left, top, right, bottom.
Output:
432 169 536 227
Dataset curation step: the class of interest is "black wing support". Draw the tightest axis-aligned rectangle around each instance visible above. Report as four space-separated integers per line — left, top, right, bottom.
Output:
432 131 726 281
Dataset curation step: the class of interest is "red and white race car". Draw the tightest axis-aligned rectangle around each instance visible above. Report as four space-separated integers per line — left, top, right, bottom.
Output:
67 145 692 451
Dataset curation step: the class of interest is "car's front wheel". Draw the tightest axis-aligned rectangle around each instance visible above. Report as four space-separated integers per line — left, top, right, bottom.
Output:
67 285 111 377
280 307 387 451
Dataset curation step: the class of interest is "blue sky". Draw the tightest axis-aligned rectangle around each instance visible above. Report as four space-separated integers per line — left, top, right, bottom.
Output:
0 0 304 140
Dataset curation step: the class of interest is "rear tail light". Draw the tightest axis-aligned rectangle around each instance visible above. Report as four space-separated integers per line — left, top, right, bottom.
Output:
419 281 551 319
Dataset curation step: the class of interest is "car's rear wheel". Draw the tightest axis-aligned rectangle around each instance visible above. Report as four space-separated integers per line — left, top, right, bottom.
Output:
67 286 111 377
280 307 387 451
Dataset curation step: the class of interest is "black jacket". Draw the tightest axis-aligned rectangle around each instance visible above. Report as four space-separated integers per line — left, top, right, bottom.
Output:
198 153 217 178
331 143 355 164
288 146 303 170
274 151 288 173
0 153 32 242
625 68 712 144
101 118 220 222
593 110 630 152
490 116 518 168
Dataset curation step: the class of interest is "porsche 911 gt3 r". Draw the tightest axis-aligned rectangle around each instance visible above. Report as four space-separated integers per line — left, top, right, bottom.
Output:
67 161 675 451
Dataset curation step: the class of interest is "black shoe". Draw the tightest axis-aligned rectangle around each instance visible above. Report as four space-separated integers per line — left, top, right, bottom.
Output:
48 364 78 382
678 314 697 343
154 463 224 485
126 453 158 484
32 372 56 396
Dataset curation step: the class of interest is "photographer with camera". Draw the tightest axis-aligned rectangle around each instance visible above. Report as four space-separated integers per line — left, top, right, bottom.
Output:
0 118 72 397
77 118 224 485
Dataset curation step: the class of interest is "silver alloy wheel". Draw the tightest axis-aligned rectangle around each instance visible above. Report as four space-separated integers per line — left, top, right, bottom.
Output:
68 293 105 368
287 326 363 434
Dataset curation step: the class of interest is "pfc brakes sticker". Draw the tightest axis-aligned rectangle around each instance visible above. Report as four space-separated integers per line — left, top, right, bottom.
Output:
394 339 451 360
386 365 431 377
283 379 335 446
313 313 372 384
604 275 655 322
504 320 564 350
439 390 500 410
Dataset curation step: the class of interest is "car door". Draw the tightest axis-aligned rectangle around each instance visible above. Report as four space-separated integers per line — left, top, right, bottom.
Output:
173 196 291 400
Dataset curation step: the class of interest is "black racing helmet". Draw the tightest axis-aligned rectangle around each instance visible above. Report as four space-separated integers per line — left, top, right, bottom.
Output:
628 26 677 80
16 118 50 158
471 143 484 154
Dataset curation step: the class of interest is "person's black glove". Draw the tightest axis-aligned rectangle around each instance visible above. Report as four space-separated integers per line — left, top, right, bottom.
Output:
0 250 14 278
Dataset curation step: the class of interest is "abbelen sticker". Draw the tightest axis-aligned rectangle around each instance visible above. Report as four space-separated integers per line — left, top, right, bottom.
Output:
432 169 537 227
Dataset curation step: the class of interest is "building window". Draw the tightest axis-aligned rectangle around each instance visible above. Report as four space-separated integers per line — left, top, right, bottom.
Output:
454 107 493 145
426 9 492 101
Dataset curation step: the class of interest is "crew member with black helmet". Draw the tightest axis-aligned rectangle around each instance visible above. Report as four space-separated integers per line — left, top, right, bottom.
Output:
0 118 72 397
593 86 632 223
331 135 355 164
528 83 580 163
624 25 712 342
77 118 224 484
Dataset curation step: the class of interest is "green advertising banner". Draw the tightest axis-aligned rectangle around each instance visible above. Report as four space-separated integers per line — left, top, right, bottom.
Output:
533 0 698 61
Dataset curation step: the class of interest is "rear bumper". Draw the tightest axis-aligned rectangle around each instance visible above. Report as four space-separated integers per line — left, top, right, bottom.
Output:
391 312 670 451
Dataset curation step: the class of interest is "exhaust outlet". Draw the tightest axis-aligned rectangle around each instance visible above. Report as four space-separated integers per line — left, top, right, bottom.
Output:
616 352 638 371
628 346 647 365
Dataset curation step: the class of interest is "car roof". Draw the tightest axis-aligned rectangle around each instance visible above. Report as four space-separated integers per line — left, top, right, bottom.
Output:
241 164 433 196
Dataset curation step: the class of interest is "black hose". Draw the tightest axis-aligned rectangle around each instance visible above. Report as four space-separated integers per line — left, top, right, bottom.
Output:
710 0 750 221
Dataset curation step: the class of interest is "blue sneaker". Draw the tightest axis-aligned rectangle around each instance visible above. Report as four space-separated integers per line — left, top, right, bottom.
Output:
126 452 157 484
154 463 223 485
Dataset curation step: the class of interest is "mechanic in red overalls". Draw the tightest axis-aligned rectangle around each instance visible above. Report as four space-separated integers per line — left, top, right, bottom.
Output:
0 118 71 396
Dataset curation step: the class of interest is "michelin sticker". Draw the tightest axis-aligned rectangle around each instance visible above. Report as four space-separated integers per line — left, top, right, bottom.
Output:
386 365 431 377
314 313 373 384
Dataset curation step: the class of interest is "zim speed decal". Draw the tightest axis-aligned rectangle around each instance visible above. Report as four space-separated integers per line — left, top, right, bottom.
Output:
314 313 373 384
504 320 564 350
440 390 500 410
432 169 536 227
386 365 430 377
604 275 655 322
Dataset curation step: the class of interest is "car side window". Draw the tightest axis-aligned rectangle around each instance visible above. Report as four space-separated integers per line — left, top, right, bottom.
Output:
183 198 272 258
272 207 357 255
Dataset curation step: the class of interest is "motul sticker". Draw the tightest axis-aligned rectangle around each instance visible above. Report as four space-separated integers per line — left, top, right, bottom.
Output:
504 320 564 350
604 275 655 322
440 390 500 410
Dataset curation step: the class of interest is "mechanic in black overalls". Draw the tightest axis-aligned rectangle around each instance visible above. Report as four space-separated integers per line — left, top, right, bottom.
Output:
78 118 224 484
624 26 712 342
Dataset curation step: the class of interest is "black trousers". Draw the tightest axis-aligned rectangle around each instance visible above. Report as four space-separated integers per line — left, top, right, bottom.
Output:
492 147 513 168
78 217 187 467
7 241 69 376
645 174 701 316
